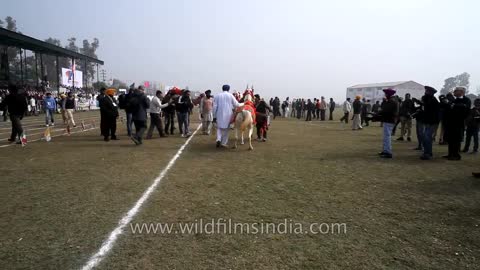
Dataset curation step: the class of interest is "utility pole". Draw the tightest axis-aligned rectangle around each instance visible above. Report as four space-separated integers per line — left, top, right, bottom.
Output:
100 69 107 82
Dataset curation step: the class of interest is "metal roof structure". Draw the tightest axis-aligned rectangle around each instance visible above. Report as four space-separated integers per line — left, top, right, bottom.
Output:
0 28 104 64
348 81 411 89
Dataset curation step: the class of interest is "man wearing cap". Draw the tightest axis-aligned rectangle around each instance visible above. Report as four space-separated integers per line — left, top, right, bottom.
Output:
443 86 471 160
99 88 119 141
378 88 399 158
419 86 440 160
200 90 214 135
213 85 242 147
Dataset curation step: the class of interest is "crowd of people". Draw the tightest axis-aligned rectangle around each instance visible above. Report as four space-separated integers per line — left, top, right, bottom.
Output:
265 96 337 121
2 82 479 177
334 86 478 163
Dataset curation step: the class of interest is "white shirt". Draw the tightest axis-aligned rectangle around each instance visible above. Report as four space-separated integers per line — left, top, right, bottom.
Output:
213 91 241 129
342 101 352 113
149 96 169 114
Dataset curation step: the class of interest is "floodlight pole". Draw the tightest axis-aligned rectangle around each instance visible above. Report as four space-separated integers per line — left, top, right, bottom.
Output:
84 58 87 90
72 57 75 90
19 49 23 84
34 53 39 87
40 54 44 84
56 55 60 94
23 49 27 83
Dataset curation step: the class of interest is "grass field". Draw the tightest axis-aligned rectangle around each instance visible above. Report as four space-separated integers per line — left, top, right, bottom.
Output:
0 111 479 270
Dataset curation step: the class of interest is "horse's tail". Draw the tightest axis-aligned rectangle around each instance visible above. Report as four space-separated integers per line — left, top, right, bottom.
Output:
240 110 252 131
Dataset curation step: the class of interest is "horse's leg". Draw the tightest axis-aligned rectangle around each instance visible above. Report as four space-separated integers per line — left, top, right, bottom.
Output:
233 126 238 149
241 129 245 145
248 125 254 150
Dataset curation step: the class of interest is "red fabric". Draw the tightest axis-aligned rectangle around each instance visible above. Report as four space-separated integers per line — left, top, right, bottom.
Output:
231 101 257 124
169 88 182 96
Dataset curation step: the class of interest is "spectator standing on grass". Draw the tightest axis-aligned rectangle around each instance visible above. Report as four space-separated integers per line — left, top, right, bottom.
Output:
329 98 335 120
378 89 399 159
352 96 363 130
99 89 119 142
1 91 8 122
29 95 36 116
419 86 440 160
63 92 76 128
177 90 193 138
314 98 320 119
273 97 281 119
200 90 214 135
296 99 302 119
59 94 67 124
443 86 471 161
397 93 415 141
305 99 314 121
163 91 177 135
97 88 106 136
361 99 372 127
340 98 351 123
118 84 135 137
319 96 327 121
128 86 150 145
0 85 27 144
462 98 480 154
44 92 56 127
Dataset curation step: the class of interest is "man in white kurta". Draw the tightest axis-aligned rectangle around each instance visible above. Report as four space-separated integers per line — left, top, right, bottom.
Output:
213 85 242 147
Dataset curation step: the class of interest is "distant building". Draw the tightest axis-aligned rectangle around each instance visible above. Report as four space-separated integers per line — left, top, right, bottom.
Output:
346 81 424 103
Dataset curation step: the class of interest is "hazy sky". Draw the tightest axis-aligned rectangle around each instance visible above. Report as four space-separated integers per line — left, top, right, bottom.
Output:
3 0 480 100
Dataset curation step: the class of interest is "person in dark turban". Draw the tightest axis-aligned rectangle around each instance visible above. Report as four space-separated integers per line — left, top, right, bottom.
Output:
378 88 399 158
419 86 440 160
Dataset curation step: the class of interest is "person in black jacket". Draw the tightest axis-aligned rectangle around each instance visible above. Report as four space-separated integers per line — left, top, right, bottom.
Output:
119 85 135 137
378 89 399 158
0 85 28 144
162 92 176 135
437 94 451 145
305 99 314 121
419 86 440 160
99 88 119 141
352 96 363 130
255 94 272 141
329 98 335 121
443 86 471 160
177 90 193 138
127 86 150 145
463 98 480 153
397 93 415 141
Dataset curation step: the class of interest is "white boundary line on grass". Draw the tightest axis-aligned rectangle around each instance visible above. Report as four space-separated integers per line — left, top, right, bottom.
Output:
80 124 201 270
0 127 97 148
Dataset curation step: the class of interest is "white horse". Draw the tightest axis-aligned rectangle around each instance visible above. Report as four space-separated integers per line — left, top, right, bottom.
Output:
233 95 255 150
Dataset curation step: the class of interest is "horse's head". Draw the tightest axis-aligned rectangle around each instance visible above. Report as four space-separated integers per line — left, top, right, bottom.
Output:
244 93 253 103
